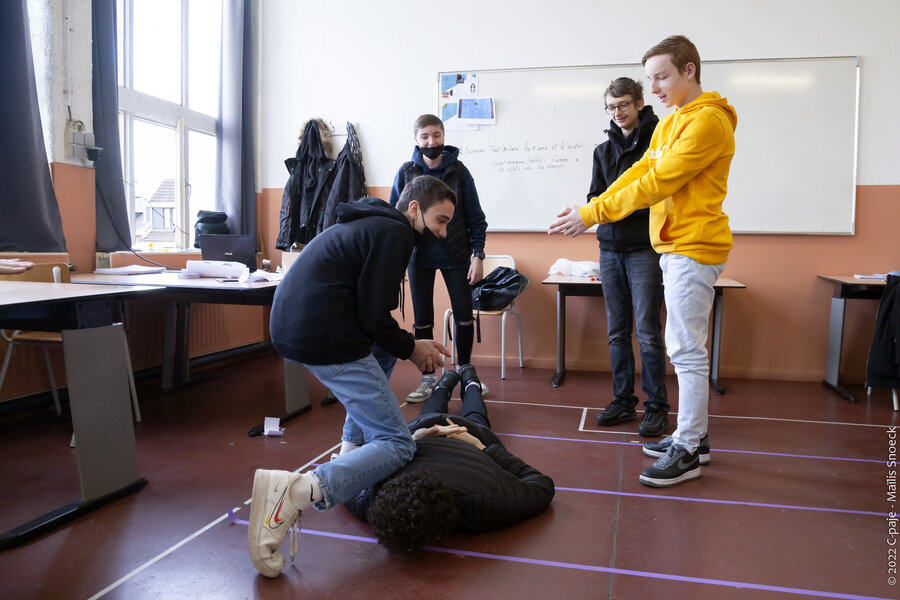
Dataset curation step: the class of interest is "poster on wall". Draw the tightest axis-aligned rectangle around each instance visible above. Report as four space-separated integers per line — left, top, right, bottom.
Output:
439 73 479 130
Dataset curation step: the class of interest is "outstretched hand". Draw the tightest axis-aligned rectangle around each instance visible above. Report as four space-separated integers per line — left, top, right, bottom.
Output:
409 339 450 374
0 259 35 274
548 205 588 238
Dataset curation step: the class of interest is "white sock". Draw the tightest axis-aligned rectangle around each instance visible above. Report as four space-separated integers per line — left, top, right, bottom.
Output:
340 440 360 455
289 472 323 510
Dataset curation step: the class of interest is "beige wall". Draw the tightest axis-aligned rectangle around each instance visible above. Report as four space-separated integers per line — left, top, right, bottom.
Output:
258 184 897 385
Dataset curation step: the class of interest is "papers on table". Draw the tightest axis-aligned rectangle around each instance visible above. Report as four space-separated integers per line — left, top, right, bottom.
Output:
95 265 167 275
184 260 248 279
853 273 888 280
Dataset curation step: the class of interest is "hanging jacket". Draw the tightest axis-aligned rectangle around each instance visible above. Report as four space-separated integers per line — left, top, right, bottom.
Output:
581 92 737 265
866 274 900 389
389 145 487 268
587 106 659 252
276 120 336 250
320 123 368 232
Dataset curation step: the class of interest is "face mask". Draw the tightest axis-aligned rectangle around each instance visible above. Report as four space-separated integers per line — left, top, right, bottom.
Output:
414 210 439 250
418 145 444 160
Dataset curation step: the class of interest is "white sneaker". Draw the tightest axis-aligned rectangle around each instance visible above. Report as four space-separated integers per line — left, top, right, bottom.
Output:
248 469 302 578
480 382 489 396
406 375 435 403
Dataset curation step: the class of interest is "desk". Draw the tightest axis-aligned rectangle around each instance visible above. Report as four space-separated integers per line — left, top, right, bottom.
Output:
72 272 311 419
818 275 887 402
0 281 159 550
542 275 746 393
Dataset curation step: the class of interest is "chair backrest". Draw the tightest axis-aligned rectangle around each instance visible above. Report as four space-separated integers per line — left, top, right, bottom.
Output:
481 254 515 273
0 262 71 283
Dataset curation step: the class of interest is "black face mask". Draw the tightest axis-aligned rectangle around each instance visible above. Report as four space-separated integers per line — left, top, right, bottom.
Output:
414 212 440 250
418 145 444 160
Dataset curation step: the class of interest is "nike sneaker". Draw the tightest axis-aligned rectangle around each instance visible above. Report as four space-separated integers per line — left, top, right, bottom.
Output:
248 469 302 577
639 443 701 487
643 434 710 464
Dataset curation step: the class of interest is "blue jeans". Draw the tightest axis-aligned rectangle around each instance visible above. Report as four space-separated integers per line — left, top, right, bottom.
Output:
599 248 668 411
300 350 415 509
660 254 725 452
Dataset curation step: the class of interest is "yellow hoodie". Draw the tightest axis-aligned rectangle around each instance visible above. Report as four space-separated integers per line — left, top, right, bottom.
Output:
580 92 737 265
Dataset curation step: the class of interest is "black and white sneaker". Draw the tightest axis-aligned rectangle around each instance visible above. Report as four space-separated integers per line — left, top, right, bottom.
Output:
595 398 637 426
639 443 701 487
642 434 710 465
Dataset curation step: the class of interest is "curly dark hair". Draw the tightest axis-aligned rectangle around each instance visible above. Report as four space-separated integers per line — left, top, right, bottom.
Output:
366 470 459 552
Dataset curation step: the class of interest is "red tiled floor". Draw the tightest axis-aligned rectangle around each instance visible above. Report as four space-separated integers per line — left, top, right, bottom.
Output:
1 351 898 599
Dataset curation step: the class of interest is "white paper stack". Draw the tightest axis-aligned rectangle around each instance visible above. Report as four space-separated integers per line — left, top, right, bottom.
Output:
183 260 248 279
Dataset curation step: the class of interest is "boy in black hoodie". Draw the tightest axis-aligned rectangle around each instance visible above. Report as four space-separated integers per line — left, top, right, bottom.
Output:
587 77 669 438
249 175 455 578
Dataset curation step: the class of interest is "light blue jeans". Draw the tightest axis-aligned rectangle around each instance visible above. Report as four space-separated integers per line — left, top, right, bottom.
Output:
660 254 725 452
299 345 414 509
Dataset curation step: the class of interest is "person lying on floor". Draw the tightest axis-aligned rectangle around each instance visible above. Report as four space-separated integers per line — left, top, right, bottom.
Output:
343 364 555 551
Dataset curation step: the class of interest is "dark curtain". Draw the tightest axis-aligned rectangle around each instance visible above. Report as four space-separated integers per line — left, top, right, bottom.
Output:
218 0 257 237
0 0 67 252
92 0 133 251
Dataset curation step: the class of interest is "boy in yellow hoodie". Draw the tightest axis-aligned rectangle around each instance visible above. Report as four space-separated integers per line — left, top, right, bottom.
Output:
549 35 737 487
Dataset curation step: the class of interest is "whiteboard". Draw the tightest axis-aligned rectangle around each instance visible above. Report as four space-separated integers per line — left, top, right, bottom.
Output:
439 57 859 234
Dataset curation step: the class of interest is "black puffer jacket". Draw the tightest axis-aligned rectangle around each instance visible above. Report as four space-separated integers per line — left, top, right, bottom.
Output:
867 274 900 388
389 146 487 268
587 106 659 252
345 413 555 532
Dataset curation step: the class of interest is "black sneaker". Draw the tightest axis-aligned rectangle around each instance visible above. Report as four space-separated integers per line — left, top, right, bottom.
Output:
458 364 481 392
435 370 460 394
643 434 710 465
639 444 701 487
595 399 637 426
638 410 668 437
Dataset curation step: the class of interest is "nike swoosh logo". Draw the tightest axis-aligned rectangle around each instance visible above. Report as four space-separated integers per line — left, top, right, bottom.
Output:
266 489 288 527
677 456 697 469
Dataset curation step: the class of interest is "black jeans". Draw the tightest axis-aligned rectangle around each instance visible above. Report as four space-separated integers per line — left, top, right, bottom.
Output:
420 374 491 428
408 263 475 362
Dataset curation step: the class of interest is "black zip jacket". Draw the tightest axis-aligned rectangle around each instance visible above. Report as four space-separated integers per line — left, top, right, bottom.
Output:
270 198 416 365
587 106 659 252
389 146 487 268
345 413 555 532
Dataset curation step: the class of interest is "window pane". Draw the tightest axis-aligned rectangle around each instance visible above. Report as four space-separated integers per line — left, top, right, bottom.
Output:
187 131 217 247
133 120 179 248
188 0 222 116
132 0 181 104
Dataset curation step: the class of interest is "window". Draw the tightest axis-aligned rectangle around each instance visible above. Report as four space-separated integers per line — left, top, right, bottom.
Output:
117 0 223 250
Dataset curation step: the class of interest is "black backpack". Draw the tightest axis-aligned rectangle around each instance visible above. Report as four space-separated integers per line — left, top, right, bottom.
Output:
469 266 529 342
472 266 529 311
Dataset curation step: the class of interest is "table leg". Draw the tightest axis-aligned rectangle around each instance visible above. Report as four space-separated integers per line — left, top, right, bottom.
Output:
551 289 567 387
823 296 856 401
162 301 191 391
0 324 147 550
709 289 725 395
282 359 312 421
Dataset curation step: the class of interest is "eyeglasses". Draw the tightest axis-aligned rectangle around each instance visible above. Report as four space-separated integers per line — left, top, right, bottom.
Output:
605 101 634 114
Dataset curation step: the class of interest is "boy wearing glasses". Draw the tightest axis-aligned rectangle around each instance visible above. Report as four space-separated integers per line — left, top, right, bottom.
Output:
588 77 668 438
550 35 737 488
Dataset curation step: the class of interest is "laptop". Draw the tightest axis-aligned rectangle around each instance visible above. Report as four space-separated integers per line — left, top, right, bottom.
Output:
198 234 258 271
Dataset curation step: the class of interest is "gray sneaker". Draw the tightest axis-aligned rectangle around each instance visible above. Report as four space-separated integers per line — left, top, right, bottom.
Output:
406 375 435 403
639 443 701 488
642 434 710 465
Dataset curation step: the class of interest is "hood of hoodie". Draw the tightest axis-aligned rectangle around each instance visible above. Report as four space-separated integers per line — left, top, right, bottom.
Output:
606 105 659 150
410 145 461 173
678 92 737 131
337 197 412 228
